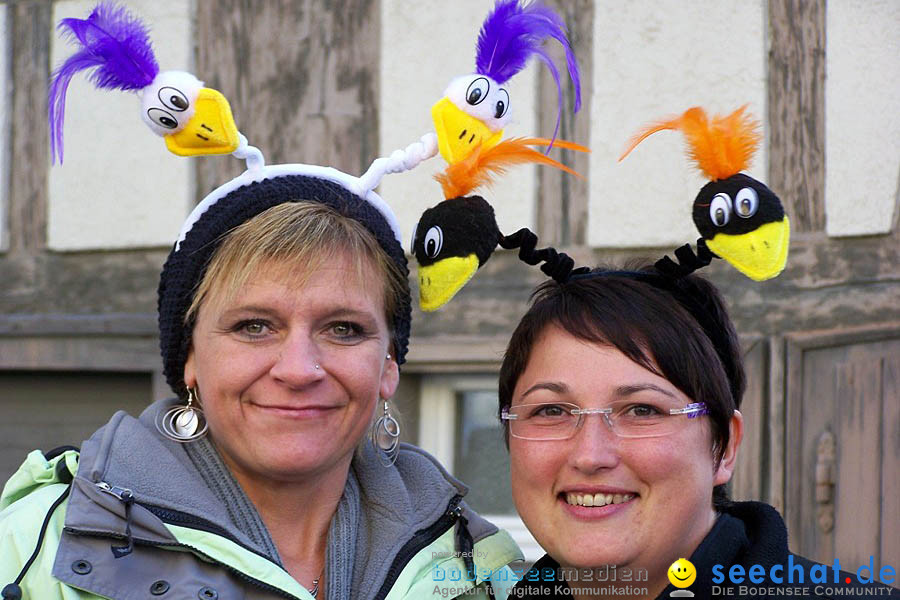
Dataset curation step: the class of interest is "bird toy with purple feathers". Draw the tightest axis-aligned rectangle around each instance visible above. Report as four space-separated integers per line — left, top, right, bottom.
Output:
431 0 583 166
49 1 241 164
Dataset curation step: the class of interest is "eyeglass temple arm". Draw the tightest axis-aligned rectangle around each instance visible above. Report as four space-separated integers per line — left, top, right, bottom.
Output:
669 402 708 418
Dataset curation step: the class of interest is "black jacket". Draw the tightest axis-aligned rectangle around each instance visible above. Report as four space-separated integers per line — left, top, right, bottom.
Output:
511 501 899 599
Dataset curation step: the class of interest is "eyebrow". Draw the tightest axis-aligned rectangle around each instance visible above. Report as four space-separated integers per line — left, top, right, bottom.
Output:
519 381 678 401
218 305 281 320
520 381 570 400
614 383 678 400
218 305 379 323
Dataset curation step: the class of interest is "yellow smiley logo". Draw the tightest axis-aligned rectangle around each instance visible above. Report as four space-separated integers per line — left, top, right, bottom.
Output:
668 558 696 588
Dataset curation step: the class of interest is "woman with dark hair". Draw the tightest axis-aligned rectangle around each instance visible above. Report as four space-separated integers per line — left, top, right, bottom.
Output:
498 266 897 600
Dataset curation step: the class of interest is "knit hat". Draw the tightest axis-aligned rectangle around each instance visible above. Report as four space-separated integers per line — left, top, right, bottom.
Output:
48 2 438 398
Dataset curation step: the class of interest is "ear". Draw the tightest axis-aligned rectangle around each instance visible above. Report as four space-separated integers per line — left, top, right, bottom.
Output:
713 410 743 486
183 346 197 391
379 354 400 400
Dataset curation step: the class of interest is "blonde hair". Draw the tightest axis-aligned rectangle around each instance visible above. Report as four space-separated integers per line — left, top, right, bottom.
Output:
185 201 407 347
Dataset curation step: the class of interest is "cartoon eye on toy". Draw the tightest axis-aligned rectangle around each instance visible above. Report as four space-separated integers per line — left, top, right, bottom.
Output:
494 89 510 119
735 187 758 218
159 87 189 112
424 226 444 258
466 77 490 105
710 194 732 227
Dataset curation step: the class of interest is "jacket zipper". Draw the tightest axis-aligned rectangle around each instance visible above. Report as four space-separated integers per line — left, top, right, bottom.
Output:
96 482 135 557
372 494 465 600
96 482 273 560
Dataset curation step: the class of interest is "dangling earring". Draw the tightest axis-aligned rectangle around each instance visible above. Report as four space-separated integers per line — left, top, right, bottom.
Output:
156 387 209 443
371 400 400 466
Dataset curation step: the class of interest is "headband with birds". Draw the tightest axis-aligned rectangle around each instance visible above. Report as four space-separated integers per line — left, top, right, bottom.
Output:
445 103 791 399
48 1 438 391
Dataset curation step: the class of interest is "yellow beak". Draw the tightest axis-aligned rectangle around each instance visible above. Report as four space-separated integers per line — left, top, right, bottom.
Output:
431 97 503 165
165 88 240 156
418 255 480 312
706 217 791 281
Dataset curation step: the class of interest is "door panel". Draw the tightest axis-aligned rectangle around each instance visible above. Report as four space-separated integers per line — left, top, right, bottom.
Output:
786 333 899 571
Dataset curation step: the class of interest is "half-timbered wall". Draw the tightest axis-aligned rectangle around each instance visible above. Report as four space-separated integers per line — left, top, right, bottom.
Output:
1 0 897 567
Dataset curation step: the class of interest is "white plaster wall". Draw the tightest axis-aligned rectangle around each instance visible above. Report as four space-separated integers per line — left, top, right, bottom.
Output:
825 1 900 237
0 5 8 251
48 0 193 250
379 0 538 250
590 0 767 248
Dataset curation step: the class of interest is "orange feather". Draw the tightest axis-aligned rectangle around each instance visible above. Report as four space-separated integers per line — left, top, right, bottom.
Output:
619 106 761 181
435 137 589 199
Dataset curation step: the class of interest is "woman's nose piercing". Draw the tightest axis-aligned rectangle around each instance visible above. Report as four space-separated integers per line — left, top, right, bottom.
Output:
314 364 320 370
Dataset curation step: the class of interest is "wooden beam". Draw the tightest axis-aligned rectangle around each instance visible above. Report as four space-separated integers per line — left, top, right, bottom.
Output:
535 0 592 245
7 1 51 254
767 0 826 232
194 0 380 201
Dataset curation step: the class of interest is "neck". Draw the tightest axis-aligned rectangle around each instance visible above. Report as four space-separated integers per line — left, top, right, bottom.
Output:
217 445 352 589
568 507 718 600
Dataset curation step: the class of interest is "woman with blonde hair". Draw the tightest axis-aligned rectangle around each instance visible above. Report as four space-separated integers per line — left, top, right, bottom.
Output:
0 4 520 599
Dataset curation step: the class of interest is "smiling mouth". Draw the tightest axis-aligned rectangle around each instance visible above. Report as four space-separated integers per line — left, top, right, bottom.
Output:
563 492 635 507
252 404 339 415
672 573 691 581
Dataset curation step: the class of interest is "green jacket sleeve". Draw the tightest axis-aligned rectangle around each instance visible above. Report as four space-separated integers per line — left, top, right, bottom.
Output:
0 450 95 600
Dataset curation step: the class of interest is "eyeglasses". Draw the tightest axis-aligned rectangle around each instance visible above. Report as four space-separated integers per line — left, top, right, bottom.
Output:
500 401 708 441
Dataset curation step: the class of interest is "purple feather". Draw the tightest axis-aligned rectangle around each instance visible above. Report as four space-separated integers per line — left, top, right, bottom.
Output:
49 1 159 164
475 0 581 151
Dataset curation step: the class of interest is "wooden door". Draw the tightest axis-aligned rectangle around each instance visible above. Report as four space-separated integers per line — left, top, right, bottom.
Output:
785 327 900 572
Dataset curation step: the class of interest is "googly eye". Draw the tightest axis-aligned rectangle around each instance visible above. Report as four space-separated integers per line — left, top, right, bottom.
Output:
735 187 759 218
424 226 443 258
466 77 490 106
147 108 178 130
158 87 189 112
709 193 732 227
494 89 510 119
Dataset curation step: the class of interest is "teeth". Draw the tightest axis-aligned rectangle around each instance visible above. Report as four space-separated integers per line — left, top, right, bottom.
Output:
565 493 634 507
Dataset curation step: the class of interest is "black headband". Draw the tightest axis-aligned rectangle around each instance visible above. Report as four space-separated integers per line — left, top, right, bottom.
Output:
501 229 740 403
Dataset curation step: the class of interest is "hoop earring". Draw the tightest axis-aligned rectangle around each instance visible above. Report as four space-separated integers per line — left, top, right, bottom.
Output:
371 400 400 466
156 387 209 443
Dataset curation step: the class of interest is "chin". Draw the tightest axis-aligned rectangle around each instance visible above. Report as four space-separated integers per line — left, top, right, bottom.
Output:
554 544 631 570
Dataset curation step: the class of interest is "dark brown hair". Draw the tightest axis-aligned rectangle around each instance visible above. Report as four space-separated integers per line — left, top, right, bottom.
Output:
498 264 745 508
